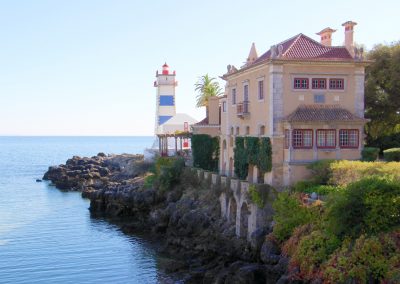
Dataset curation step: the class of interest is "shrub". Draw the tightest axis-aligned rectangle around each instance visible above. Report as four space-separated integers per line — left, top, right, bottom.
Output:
191 134 219 171
329 160 400 186
292 230 340 281
361 147 380 161
383 148 400 161
326 176 400 238
143 174 156 189
154 157 185 192
307 159 335 184
272 193 319 242
292 180 317 193
324 233 400 283
248 184 272 208
304 185 342 196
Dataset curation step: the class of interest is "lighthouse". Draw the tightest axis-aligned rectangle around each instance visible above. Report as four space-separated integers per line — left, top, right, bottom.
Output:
153 63 177 135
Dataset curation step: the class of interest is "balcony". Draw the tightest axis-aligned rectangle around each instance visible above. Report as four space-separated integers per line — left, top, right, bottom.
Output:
237 101 250 118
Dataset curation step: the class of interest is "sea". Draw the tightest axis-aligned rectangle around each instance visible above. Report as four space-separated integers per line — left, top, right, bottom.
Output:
0 136 174 284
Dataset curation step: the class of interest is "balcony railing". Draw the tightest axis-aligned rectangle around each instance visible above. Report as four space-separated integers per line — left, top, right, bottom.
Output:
237 101 250 117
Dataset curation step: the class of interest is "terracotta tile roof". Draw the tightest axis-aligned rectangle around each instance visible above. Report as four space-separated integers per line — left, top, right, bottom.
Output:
284 105 365 122
253 34 352 64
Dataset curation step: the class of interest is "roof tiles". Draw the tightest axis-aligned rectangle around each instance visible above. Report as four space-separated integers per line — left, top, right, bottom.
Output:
253 34 352 64
284 105 365 122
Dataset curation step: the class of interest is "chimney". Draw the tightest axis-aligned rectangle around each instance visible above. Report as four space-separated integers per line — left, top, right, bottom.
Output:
316 27 336 46
342 21 357 57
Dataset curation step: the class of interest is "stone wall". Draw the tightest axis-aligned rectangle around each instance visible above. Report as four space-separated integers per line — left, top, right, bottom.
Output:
194 168 275 242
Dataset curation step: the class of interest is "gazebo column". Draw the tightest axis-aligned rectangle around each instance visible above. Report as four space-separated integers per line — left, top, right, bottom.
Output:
175 137 178 155
180 137 183 151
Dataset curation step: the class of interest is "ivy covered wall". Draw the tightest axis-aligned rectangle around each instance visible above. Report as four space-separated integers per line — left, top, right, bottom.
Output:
234 136 272 180
191 134 220 171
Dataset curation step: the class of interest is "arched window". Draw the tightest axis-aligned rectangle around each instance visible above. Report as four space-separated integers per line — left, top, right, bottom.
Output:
236 127 240 135
259 125 265 136
246 126 250 135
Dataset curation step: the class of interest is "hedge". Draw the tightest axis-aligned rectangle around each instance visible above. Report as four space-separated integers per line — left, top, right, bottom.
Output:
361 147 380 161
328 160 400 186
383 148 400 162
191 134 219 171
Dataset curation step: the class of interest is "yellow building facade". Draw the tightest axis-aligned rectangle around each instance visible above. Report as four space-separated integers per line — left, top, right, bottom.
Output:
219 21 369 187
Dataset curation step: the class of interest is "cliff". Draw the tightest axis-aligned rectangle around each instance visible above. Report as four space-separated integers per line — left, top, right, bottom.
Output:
43 154 289 283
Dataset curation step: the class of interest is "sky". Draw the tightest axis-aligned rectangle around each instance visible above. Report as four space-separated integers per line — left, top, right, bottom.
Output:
0 0 398 136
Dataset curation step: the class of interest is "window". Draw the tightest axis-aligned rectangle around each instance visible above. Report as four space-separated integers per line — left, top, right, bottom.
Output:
292 129 313 149
329 78 344 90
246 126 250 135
294 78 309 89
284 129 290 149
312 78 326 89
258 80 264 100
232 88 236 105
339 129 359 148
222 101 226 112
314 94 325 103
259 125 265 136
236 127 240 135
317 130 336 148
243 85 249 101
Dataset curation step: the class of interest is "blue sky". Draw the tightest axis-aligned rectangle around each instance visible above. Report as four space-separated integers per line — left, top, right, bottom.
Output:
0 0 398 136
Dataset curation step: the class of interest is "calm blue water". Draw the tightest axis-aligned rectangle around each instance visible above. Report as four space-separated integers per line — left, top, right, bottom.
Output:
0 136 170 284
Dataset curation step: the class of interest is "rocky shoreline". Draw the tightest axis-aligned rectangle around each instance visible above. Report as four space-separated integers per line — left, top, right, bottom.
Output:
43 154 290 283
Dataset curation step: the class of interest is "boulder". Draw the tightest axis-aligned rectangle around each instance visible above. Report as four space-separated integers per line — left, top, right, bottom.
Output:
260 235 281 265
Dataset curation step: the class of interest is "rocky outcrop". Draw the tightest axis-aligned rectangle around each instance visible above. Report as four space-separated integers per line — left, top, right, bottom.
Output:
43 154 291 283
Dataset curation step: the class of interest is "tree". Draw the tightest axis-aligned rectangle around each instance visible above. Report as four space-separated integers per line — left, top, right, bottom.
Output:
365 42 400 141
194 74 223 116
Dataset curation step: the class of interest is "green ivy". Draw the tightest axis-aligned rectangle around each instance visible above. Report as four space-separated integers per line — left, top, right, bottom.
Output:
234 137 248 179
191 134 220 171
233 136 272 180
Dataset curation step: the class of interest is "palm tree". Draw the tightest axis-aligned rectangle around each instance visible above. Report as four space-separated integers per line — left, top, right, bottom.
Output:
194 74 223 117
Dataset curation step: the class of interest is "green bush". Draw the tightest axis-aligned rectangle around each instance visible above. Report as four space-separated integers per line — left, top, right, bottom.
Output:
303 185 342 196
307 159 335 184
361 147 380 161
324 233 400 283
191 134 219 171
143 174 156 189
292 230 340 281
154 157 185 192
292 180 317 192
248 184 272 208
383 148 400 161
329 160 400 186
326 176 400 238
272 193 319 242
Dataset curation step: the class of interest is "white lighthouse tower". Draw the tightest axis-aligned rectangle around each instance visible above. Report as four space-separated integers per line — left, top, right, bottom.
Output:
153 63 177 134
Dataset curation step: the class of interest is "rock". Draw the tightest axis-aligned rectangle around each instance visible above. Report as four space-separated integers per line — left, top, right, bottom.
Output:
97 152 106 157
36 179 42 182
260 235 281 265
249 227 269 252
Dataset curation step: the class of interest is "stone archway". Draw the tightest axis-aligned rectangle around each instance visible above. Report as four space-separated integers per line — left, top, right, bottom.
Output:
240 202 250 239
228 198 237 224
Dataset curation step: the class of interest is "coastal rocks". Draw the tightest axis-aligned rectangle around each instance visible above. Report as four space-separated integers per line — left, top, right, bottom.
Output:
43 153 147 193
260 235 281 265
44 154 290 283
